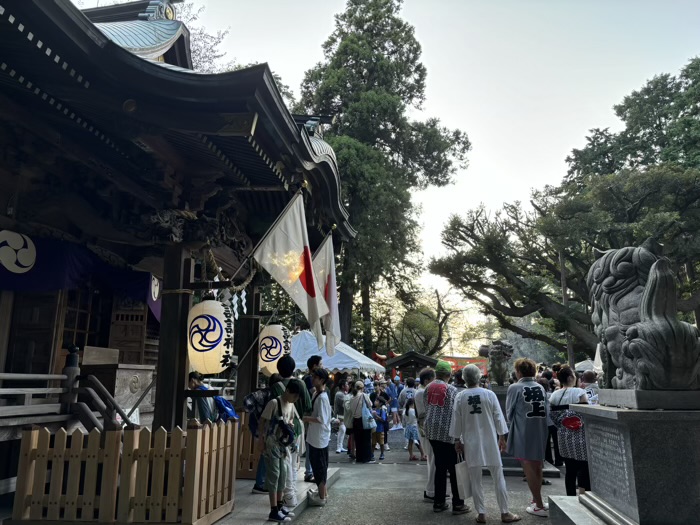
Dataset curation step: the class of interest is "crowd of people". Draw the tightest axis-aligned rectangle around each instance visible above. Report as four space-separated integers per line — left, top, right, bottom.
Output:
241 354 598 523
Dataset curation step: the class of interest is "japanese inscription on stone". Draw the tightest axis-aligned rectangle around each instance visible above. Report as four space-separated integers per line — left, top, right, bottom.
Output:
587 422 633 510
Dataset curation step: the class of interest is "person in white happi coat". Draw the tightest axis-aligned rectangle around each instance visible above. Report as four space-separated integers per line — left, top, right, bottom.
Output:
450 365 521 524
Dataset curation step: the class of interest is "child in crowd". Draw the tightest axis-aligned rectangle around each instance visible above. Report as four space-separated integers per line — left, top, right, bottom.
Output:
403 398 426 461
303 368 332 507
372 396 388 461
259 381 302 523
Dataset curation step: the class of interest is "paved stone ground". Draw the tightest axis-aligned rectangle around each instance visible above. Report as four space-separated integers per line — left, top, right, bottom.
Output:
291 428 565 524
292 462 563 525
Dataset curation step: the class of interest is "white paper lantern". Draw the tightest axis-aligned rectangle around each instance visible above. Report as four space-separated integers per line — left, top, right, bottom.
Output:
259 324 291 377
187 300 234 374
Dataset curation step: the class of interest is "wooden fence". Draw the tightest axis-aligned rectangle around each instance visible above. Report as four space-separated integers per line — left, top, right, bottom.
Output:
9 420 238 525
234 412 261 481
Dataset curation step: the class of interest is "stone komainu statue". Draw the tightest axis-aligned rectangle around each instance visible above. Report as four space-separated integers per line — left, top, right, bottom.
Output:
484 340 513 387
587 241 700 390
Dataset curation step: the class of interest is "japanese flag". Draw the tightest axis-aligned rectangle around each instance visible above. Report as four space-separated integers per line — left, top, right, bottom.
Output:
313 235 341 356
253 193 328 348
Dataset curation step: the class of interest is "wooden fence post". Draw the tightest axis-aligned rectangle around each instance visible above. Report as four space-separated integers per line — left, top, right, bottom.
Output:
64 430 85 521
221 422 231 507
150 427 168 522
181 420 202 525
206 422 218 514
29 427 51 520
198 423 210 519
117 426 140 524
165 427 184 523
47 428 68 520
12 426 40 521
230 420 239 503
98 429 122 522
133 428 152 522
81 428 102 521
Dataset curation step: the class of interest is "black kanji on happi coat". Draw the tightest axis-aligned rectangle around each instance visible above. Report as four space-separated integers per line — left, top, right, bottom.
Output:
467 394 482 414
523 386 546 418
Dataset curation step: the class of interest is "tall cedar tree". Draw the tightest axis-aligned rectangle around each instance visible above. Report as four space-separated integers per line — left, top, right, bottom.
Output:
297 0 470 354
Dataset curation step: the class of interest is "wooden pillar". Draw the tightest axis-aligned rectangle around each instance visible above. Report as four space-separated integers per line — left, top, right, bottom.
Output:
153 245 192 430
234 287 261 404
0 291 13 380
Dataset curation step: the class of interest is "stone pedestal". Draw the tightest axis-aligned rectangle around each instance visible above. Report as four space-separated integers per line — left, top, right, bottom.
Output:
551 403 700 525
490 385 508 416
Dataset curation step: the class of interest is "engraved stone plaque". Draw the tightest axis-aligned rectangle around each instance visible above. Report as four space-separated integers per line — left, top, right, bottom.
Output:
585 420 638 521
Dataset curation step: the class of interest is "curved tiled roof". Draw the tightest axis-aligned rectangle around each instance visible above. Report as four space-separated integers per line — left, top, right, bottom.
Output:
309 135 337 164
96 20 186 60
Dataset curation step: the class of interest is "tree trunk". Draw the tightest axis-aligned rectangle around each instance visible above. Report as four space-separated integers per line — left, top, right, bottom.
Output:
339 282 354 345
338 253 355 346
361 280 373 357
560 251 575 368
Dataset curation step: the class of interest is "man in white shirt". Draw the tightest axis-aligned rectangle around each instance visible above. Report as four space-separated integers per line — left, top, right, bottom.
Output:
303 368 332 507
451 365 521 524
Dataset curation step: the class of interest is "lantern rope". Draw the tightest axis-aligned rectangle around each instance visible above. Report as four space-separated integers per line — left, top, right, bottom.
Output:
206 248 257 292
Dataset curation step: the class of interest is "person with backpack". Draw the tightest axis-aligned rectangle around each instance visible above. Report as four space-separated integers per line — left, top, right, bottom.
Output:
271 355 311 507
259 380 302 523
303 368 332 507
188 372 216 422
189 371 240 424
245 374 283 494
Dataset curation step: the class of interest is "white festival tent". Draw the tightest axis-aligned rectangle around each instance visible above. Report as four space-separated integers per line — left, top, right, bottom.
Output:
291 330 386 375
575 358 595 372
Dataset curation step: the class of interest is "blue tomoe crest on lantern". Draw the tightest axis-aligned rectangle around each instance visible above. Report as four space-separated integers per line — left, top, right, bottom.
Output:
188 314 224 352
187 300 234 374
260 336 283 363
259 324 291 376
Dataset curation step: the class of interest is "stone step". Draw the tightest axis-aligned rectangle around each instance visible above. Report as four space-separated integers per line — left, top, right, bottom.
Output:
284 467 341 517
549 495 608 525
227 467 340 524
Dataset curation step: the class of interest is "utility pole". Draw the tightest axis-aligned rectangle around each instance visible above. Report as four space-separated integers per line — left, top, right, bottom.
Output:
559 250 575 368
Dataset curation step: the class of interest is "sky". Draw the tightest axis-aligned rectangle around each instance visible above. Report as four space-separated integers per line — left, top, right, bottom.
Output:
78 0 700 291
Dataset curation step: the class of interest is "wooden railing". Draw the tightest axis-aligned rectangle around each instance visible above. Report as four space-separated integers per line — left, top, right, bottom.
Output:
9 420 239 525
0 373 73 441
0 346 80 436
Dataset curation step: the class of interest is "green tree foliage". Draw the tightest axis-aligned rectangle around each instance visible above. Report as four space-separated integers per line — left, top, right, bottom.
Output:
432 57 700 357
297 0 471 353
370 288 465 357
